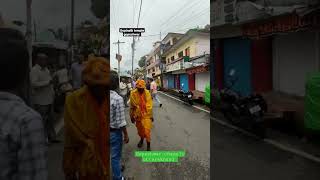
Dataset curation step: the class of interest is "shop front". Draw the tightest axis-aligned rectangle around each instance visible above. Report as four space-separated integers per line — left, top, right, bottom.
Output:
186 65 210 92
223 38 252 96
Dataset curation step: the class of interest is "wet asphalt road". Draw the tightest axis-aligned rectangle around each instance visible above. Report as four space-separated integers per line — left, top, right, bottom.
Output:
48 93 320 180
48 93 211 180
122 93 211 180
212 118 320 180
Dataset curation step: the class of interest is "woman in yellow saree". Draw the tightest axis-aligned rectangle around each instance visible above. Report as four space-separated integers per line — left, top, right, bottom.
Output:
130 79 153 151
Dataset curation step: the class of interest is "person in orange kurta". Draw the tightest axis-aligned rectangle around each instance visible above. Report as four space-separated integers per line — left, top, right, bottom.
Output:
63 57 110 180
130 79 153 151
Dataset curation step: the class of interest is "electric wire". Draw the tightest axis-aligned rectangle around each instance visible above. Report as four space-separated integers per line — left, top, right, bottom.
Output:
161 7 210 33
159 0 204 30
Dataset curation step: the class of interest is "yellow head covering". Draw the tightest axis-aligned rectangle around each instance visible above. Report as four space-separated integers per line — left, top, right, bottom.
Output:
136 79 146 89
82 57 109 86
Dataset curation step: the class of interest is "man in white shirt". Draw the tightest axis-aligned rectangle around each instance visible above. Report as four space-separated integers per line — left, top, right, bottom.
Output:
53 62 72 113
71 54 85 90
53 62 72 92
110 71 129 180
30 53 58 143
150 78 162 107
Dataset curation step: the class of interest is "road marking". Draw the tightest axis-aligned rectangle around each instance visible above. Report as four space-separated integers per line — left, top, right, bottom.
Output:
213 117 320 163
159 91 320 164
158 91 210 113
264 139 320 163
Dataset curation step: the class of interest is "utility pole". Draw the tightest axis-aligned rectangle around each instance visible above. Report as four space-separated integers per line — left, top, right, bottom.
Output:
25 0 33 106
113 40 125 85
69 0 75 68
159 31 164 89
144 55 147 82
131 37 135 78
33 20 37 42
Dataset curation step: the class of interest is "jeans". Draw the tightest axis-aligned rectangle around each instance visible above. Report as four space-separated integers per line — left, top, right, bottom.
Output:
33 104 56 141
110 130 123 180
152 93 161 105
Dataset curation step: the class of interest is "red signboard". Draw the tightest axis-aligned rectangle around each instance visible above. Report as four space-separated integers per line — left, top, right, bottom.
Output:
186 65 209 75
243 13 320 37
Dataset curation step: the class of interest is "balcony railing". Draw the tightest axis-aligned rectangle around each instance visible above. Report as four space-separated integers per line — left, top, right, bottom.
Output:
146 59 160 70
184 54 209 69
162 44 172 53
164 54 209 72
165 59 183 72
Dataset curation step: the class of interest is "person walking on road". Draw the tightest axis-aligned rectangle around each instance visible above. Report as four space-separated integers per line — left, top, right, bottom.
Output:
52 62 72 113
30 53 59 143
63 57 110 180
0 28 48 180
130 80 153 151
146 79 151 91
119 78 128 107
131 78 136 89
70 54 86 90
110 71 129 180
150 78 162 107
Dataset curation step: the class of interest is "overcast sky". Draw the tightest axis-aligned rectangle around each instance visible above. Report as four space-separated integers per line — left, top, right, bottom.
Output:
110 0 210 72
0 0 97 32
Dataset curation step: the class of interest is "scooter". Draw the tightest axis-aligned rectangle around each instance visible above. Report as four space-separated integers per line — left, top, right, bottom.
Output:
178 83 193 105
217 69 267 138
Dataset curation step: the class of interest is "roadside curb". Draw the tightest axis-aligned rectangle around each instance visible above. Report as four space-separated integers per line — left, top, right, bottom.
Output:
159 91 320 164
158 91 210 113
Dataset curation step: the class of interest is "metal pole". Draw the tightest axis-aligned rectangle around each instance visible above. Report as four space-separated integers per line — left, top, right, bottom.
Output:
160 43 164 88
131 37 135 78
144 56 147 82
33 20 37 42
117 40 120 85
159 33 164 89
113 40 125 84
70 0 75 67
26 0 33 106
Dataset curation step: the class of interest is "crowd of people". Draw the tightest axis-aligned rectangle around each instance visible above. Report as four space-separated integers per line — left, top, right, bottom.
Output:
0 27 163 180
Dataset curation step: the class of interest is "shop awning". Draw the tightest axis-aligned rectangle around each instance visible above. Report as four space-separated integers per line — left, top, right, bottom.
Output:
186 65 209 75
242 11 320 38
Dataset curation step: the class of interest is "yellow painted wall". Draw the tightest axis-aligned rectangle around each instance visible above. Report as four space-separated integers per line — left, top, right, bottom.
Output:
164 38 197 64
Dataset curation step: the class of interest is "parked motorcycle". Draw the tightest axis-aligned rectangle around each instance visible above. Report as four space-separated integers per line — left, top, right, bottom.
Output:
178 83 193 105
217 69 267 138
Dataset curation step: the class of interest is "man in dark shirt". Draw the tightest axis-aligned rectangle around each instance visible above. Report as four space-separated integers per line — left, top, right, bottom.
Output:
0 28 48 180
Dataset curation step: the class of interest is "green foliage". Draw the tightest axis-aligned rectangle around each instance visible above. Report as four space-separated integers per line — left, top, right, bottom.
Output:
133 68 145 80
138 56 146 68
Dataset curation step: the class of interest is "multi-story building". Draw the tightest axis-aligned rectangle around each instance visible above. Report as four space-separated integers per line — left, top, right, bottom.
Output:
212 0 320 96
146 41 162 80
211 0 320 126
162 29 210 95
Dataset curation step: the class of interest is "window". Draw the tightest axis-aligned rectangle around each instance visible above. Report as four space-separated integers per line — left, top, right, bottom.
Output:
185 47 190 57
171 56 174 61
178 51 183 58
